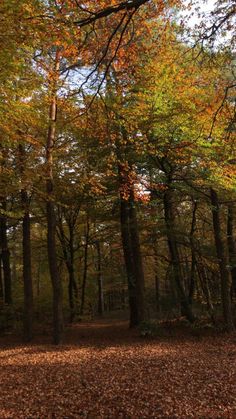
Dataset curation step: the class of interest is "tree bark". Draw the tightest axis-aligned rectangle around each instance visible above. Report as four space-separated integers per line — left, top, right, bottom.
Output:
0 254 3 300
22 201 34 341
95 240 104 316
188 201 197 305
227 203 236 299
163 190 195 323
153 245 161 313
120 192 145 327
196 260 216 324
57 214 78 322
120 198 139 326
80 215 89 316
46 50 64 344
19 143 33 342
68 223 78 321
210 188 234 331
0 203 12 305
128 192 145 322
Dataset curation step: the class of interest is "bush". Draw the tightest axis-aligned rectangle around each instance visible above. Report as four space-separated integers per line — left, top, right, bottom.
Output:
139 320 160 338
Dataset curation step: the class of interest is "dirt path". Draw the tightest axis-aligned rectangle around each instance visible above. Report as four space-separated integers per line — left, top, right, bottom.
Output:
0 320 235 418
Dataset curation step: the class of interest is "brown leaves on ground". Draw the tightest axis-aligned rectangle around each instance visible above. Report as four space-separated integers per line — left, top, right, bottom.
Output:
0 320 236 418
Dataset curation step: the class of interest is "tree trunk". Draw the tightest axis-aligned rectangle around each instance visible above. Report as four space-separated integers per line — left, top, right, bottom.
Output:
0 204 12 305
68 224 78 322
46 50 64 344
95 240 104 316
227 203 236 299
80 215 89 316
57 213 78 322
153 246 161 313
196 260 216 324
120 193 146 327
189 201 197 305
128 193 145 322
67 258 78 323
0 254 3 300
19 143 33 342
120 198 139 326
22 192 33 341
163 190 195 323
210 188 234 331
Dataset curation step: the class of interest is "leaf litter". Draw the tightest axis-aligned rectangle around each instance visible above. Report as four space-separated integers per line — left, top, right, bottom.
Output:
0 320 235 418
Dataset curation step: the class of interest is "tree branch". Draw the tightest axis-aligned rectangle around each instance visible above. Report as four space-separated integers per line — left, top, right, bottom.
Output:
74 0 149 27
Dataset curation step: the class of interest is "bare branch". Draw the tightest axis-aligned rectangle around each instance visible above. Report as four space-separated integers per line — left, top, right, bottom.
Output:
73 0 149 27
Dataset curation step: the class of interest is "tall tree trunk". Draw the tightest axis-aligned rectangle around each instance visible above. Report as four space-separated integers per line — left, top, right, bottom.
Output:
67 234 78 323
128 192 145 323
19 143 33 342
0 254 3 300
227 203 236 299
80 215 89 316
0 144 12 305
120 193 146 327
189 201 197 305
0 203 12 305
118 158 146 327
153 246 161 313
68 224 78 322
22 199 33 341
120 198 139 326
46 50 64 344
57 214 78 322
95 240 104 316
11 230 18 283
163 190 195 323
210 188 234 331
67 264 78 322
196 260 216 324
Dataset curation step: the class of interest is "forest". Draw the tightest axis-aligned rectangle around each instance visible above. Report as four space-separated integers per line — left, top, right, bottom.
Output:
0 0 236 417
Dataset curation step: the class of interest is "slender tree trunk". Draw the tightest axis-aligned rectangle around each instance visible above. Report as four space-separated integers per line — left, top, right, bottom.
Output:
68 225 78 322
80 215 89 316
57 214 78 322
46 50 64 344
67 250 78 322
210 188 234 331
196 260 216 324
189 252 196 306
67 264 75 321
120 198 139 326
189 201 197 305
0 204 12 305
95 240 104 316
227 203 236 299
153 246 161 313
22 202 33 341
128 192 145 322
0 144 12 305
11 232 18 283
37 247 42 299
19 143 33 342
65 227 78 322
163 190 195 323
0 254 3 300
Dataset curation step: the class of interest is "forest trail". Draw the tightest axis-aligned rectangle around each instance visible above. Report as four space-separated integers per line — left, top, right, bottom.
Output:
0 319 236 418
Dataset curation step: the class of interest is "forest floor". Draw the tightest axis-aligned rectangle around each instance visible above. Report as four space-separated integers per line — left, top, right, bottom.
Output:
0 319 236 418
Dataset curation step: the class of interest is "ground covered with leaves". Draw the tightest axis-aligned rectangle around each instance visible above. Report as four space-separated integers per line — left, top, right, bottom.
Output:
0 320 236 418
